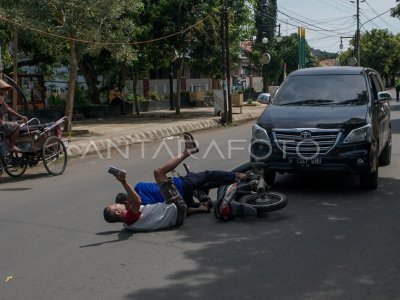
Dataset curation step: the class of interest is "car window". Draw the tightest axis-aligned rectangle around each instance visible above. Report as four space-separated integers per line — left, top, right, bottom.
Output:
368 74 379 100
370 73 383 100
274 74 368 106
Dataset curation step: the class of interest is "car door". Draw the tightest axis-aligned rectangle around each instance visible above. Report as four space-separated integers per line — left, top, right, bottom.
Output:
368 71 390 152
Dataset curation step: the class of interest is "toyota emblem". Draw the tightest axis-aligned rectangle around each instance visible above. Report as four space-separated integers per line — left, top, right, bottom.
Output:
300 131 312 139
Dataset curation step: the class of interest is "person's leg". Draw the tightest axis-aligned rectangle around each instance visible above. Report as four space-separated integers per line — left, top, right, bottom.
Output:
8 126 20 151
396 88 399 101
154 151 190 183
153 133 200 222
182 170 237 190
158 178 187 226
153 133 198 183
181 170 238 210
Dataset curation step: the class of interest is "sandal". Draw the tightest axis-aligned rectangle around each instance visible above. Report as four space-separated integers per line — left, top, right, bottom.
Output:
10 146 23 153
183 132 199 154
201 197 213 210
198 201 211 213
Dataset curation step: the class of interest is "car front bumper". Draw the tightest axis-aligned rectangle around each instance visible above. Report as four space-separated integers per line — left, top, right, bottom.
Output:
251 141 376 175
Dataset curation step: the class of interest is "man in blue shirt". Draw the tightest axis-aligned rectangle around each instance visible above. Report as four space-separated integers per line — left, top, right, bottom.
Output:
103 132 247 231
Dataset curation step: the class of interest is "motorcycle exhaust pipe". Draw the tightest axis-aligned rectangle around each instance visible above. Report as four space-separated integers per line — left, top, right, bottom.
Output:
257 177 266 194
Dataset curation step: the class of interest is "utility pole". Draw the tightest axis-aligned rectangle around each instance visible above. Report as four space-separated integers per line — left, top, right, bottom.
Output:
352 0 365 65
356 0 360 66
224 0 232 124
298 27 306 69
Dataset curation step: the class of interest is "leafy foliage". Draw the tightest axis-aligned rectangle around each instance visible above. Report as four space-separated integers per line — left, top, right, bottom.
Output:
339 29 400 81
2 0 399 119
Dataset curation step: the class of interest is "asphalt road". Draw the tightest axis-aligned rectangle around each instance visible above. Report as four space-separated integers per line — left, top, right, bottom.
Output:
1 100 400 300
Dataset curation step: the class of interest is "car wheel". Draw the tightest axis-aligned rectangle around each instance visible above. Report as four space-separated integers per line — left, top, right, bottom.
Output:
360 170 378 190
378 131 391 166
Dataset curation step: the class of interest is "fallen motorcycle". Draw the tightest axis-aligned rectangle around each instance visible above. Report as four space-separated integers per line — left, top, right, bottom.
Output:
183 162 288 221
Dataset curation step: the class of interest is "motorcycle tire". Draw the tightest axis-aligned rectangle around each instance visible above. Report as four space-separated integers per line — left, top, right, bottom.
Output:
237 192 288 213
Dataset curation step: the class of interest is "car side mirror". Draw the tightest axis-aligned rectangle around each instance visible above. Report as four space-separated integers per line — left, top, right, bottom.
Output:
378 91 392 101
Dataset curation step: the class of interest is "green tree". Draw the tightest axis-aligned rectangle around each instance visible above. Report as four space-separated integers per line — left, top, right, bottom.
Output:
1 0 142 121
391 34 400 82
359 29 396 80
141 0 224 114
391 0 400 17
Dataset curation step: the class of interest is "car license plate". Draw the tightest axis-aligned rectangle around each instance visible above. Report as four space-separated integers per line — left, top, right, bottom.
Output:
289 157 322 167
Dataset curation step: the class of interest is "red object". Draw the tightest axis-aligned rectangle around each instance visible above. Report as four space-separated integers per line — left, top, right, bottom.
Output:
123 210 141 225
219 202 230 220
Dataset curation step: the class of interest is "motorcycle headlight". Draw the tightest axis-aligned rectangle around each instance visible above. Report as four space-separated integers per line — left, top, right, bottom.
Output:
343 124 373 144
252 124 270 142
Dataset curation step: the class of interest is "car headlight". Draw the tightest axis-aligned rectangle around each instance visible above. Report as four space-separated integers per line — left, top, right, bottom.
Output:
252 124 270 142
343 124 373 144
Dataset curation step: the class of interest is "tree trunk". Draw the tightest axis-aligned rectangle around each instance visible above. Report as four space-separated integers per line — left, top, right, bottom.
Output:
175 56 184 115
133 67 139 115
12 28 18 114
64 40 78 131
118 64 127 91
78 56 99 104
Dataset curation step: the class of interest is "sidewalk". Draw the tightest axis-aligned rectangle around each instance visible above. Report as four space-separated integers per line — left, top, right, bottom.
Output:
67 104 266 156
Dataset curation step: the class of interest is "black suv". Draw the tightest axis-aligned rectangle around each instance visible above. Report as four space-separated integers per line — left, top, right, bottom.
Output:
251 67 392 189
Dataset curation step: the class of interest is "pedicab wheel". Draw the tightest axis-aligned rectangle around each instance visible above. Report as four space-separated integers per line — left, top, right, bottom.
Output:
42 136 67 176
237 192 288 213
4 152 27 178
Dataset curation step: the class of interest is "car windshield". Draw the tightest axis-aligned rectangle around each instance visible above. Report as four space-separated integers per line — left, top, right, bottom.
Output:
274 74 368 106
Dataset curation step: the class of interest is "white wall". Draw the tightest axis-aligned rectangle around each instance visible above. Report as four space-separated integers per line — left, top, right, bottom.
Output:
124 76 265 98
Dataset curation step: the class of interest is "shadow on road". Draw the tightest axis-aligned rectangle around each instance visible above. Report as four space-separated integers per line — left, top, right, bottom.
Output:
0 171 55 183
121 174 400 300
80 230 134 248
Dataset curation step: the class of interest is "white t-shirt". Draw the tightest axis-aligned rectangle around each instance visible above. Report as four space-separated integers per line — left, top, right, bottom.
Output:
123 202 177 231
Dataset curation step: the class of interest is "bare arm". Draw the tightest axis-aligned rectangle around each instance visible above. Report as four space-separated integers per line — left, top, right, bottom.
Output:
115 172 141 213
0 100 28 122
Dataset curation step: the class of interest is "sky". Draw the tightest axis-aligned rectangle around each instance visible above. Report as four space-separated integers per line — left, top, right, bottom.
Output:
276 0 400 53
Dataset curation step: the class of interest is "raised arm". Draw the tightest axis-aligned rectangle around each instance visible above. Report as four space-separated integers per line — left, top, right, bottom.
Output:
115 172 141 213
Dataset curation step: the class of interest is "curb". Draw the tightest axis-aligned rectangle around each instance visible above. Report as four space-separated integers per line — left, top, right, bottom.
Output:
67 111 261 157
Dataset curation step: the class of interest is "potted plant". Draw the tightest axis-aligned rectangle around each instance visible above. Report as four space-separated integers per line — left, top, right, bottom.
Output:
138 95 150 112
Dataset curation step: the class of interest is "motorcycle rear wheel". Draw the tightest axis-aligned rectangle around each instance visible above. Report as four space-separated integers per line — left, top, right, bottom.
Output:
237 192 288 213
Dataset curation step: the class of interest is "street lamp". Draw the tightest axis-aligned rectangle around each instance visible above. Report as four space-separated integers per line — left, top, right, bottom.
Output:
262 37 268 93
262 37 268 45
275 24 282 43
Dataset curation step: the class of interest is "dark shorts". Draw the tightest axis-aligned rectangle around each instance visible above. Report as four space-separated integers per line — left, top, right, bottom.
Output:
0 121 19 137
181 171 236 204
158 178 187 227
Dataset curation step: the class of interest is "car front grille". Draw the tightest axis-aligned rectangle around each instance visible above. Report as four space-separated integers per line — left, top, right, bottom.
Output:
273 129 341 156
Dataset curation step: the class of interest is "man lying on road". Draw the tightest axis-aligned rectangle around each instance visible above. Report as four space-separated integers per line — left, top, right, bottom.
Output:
103 132 247 231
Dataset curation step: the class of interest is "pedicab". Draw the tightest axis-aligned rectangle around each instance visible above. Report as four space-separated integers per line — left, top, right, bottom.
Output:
0 74 70 177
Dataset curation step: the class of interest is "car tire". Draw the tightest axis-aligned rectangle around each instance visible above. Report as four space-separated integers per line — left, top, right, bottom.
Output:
360 168 378 190
264 170 276 187
379 132 391 166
